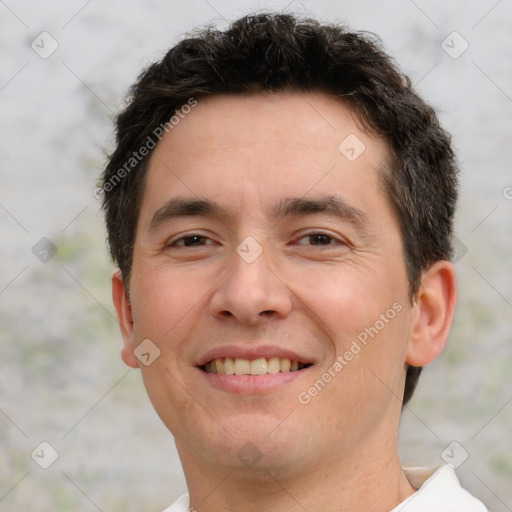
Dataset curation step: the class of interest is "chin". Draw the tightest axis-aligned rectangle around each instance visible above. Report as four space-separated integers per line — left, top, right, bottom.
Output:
199 412 314 474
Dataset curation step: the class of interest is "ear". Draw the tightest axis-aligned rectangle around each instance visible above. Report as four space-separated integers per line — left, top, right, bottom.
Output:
406 260 457 367
112 269 139 369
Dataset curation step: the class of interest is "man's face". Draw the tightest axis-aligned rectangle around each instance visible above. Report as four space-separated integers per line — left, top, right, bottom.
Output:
121 91 416 474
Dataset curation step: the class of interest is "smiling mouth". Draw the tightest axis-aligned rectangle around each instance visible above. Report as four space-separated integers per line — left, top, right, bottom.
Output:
201 357 313 376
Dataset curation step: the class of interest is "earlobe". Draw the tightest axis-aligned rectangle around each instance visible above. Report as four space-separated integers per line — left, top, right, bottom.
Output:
406 261 457 367
112 269 140 369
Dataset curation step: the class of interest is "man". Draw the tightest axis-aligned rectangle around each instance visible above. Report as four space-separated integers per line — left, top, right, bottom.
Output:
101 12 487 512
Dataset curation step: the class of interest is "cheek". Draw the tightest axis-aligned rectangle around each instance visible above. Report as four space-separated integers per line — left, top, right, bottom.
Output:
138 358 203 440
129 265 210 434
285 263 390 342
324 272 409 370
287 265 409 393
128 263 212 355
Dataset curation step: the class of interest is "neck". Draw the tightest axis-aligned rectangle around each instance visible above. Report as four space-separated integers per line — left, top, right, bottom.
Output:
179 434 416 512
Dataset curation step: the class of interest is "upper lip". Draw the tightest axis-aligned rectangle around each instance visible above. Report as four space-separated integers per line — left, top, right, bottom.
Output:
195 344 315 367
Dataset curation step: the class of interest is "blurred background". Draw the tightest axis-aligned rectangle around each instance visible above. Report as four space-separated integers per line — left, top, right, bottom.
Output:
0 0 511 510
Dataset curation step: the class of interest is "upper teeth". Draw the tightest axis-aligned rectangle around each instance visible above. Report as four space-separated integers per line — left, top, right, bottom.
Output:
203 357 308 375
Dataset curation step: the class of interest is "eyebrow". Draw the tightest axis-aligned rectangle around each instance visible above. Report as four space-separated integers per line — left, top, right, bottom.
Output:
149 198 228 231
148 195 371 234
272 196 371 234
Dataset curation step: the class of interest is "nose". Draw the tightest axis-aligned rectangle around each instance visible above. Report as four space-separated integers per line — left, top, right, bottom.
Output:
209 242 293 325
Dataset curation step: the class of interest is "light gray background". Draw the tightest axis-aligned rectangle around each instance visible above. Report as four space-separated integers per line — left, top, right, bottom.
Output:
1 1 511 511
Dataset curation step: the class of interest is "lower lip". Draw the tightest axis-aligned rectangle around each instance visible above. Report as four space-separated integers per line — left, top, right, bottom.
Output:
198 367 312 394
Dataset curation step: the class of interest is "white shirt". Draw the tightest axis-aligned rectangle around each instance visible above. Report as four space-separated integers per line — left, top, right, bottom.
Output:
163 465 487 512
389 465 487 511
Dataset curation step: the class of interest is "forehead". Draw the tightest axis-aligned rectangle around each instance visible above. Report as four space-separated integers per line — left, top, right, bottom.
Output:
141 91 391 221
154 91 384 157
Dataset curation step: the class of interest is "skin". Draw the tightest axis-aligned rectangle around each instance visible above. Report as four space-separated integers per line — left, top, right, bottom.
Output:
112 91 457 512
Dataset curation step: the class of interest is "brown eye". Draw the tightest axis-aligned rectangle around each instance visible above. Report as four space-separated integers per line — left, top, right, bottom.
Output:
296 233 339 246
170 235 213 247
308 234 333 245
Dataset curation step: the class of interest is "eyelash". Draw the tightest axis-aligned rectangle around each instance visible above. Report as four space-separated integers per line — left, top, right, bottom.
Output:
167 232 345 248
